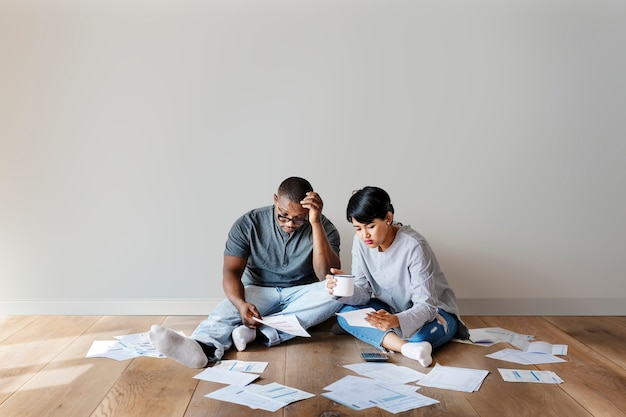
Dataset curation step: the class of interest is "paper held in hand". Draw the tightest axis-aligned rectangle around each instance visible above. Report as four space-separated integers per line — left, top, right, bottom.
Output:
336 307 377 328
253 314 311 337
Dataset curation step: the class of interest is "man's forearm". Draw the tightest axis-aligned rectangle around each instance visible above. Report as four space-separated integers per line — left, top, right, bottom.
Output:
223 274 247 308
310 222 341 279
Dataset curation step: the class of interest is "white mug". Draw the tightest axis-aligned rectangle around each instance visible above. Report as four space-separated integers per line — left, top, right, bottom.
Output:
333 274 355 297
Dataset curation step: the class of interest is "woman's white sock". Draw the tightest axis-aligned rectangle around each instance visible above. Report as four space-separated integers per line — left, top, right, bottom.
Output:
401 342 433 367
232 325 257 351
148 324 208 368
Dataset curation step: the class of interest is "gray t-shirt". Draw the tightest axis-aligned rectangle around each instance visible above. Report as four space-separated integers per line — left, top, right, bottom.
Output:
224 205 340 287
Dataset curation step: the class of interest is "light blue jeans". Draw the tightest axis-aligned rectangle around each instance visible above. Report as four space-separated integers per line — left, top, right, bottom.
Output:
337 299 459 351
191 280 343 360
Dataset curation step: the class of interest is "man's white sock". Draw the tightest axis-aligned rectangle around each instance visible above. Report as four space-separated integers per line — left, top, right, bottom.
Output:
232 325 257 351
148 324 208 368
401 341 433 367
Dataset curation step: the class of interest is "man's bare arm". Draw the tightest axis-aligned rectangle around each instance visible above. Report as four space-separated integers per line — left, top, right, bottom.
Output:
223 255 260 328
300 191 341 279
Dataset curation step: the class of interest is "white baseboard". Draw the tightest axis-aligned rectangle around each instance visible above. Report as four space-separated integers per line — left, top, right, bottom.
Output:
457 298 626 316
1 298 624 316
0 299 223 316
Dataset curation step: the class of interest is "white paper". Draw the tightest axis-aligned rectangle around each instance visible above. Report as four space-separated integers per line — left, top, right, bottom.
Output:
417 364 489 392
213 360 268 373
336 308 376 328
322 375 438 413
86 340 139 361
246 382 315 404
323 375 417 395
116 332 165 358
253 314 311 337
518 340 568 355
377 392 440 414
205 383 314 412
498 368 564 384
193 367 259 386
454 327 534 348
85 331 166 361
205 385 285 411
343 362 427 384
486 348 567 365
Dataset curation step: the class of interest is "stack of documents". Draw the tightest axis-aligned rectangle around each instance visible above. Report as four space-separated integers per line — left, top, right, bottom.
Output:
417 364 489 392
322 375 439 413
205 383 314 412
456 327 569 368
457 327 534 349
343 362 426 384
197 360 314 412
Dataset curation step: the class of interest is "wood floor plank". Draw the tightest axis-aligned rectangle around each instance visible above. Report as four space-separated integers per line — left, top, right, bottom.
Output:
283 332 386 417
432 316 592 417
545 316 626 370
0 315 166 417
89 355 198 417
86 316 203 417
159 315 207 334
0 315 100 405
478 316 626 417
608 316 626 328
185 316 340 417
0 316 37 342
184 342 288 417
354 334 480 417
1 315 622 417
415 316 490 417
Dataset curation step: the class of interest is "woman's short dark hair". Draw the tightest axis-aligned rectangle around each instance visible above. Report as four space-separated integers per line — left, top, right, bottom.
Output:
347 186 394 223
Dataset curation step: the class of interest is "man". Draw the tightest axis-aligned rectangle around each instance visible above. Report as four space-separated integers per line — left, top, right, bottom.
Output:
149 177 343 368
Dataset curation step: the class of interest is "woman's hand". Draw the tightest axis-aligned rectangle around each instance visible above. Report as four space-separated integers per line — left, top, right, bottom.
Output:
366 309 399 331
325 267 345 294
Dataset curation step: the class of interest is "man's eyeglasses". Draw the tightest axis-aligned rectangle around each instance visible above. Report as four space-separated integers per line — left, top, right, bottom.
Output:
277 213 308 226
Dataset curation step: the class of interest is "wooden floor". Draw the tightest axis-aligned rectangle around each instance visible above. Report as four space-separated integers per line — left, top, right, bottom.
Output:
1 315 625 417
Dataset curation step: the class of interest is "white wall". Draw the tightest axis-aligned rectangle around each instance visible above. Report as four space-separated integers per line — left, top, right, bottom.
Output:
1 0 625 315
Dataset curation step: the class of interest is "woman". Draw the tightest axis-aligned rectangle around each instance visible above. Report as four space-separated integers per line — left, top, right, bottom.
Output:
326 186 469 367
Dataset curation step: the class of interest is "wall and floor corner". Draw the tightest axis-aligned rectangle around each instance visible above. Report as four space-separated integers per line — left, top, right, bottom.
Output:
1 298 624 316
1 0 625 316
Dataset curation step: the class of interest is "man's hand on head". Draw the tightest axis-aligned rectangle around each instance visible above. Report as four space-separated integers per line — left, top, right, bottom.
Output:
300 191 323 223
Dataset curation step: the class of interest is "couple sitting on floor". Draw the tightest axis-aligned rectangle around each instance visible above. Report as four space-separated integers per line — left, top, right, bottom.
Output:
149 176 468 369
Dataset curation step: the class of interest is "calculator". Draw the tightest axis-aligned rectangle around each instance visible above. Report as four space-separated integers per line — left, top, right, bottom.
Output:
361 352 389 362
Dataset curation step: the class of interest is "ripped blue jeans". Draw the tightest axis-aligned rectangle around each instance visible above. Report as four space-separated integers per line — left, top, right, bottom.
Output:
336 299 459 351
